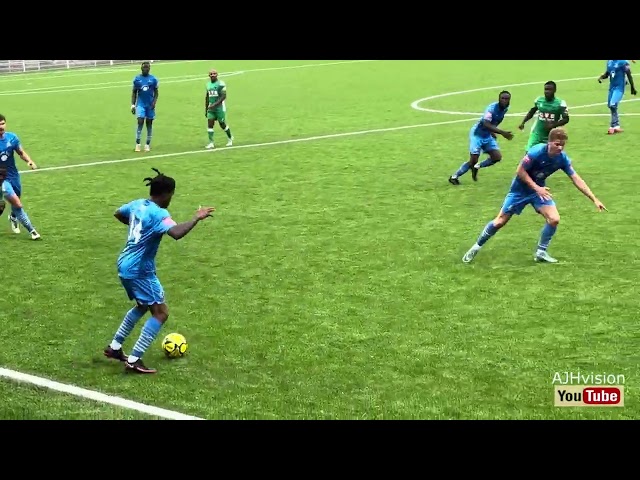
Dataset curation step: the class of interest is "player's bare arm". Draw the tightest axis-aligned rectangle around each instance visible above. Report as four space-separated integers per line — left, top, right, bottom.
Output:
131 88 138 114
151 87 159 109
597 71 610 83
569 172 607 211
481 119 513 140
204 91 209 116
516 160 552 200
167 207 215 240
114 210 130 225
549 106 570 129
625 65 637 95
15 146 36 169
518 106 538 130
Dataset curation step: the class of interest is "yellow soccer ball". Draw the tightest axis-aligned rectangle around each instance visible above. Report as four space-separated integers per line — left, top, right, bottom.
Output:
162 333 188 358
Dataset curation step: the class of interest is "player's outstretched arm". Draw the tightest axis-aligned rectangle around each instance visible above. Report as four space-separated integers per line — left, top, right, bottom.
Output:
598 71 609 83
481 119 513 140
518 105 538 129
15 146 36 169
569 172 607 211
167 206 215 240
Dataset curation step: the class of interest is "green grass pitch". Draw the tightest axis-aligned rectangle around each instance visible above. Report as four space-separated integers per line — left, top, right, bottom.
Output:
0 60 637 419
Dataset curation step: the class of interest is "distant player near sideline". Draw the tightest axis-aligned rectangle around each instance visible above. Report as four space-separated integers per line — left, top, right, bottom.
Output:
448 91 513 185
598 60 637 135
461 128 606 264
104 168 215 374
0 167 40 240
0 113 38 235
205 69 234 149
518 81 569 151
131 61 159 152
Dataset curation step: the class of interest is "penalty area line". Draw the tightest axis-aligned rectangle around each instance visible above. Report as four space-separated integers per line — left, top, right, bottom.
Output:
0 367 204 420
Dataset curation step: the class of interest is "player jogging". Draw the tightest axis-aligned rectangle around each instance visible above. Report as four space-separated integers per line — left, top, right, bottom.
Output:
0 167 40 240
598 60 637 135
205 69 234 149
131 61 159 152
518 81 569 151
461 128 606 264
0 114 38 235
449 91 513 185
104 168 215 374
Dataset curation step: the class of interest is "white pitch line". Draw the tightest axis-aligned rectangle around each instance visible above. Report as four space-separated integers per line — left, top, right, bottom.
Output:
410 76 640 117
0 60 376 96
23 117 479 175
0 367 203 420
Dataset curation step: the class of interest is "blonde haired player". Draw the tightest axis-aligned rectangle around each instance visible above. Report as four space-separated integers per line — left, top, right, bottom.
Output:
462 128 606 264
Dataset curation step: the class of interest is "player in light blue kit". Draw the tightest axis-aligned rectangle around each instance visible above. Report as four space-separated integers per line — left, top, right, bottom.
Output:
598 60 637 134
0 167 40 240
104 167 215 374
0 113 38 235
131 61 159 152
449 91 514 185
461 128 607 264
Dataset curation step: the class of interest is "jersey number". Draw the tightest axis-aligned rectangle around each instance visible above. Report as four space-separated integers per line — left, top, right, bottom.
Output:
128 214 142 244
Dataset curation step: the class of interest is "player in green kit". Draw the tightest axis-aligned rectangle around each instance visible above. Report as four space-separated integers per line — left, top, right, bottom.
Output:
205 69 234 149
518 81 570 151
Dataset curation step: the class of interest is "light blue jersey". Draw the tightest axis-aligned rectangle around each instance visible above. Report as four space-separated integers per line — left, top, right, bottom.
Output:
116 199 175 279
607 60 630 92
469 101 508 154
501 143 575 216
606 60 631 109
133 74 159 120
0 132 23 195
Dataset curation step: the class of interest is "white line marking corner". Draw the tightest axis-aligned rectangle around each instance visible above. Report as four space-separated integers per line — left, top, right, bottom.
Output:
0 367 204 420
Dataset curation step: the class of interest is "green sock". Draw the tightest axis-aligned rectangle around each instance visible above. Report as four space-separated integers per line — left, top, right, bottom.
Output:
224 126 232 139
208 128 214 142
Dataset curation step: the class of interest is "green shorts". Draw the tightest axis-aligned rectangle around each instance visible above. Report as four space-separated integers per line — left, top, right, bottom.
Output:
526 133 547 151
207 108 226 123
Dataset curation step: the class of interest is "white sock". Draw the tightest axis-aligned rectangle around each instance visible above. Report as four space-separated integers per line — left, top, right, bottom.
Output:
127 355 139 363
110 340 122 350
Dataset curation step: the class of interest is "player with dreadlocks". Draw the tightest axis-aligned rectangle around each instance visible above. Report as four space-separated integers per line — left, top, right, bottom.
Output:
104 167 215 374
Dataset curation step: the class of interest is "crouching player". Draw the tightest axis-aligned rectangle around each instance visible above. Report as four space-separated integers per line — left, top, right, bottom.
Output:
461 128 606 264
104 168 215 374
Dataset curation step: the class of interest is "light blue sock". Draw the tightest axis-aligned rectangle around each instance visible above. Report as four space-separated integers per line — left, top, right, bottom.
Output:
12 207 34 232
146 124 153 145
131 317 163 359
478 157 497 168
537 223 557 251
111 307 146 348
610 106 619 128
453 162 471 178
136 124 143 144
477 221 498 246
